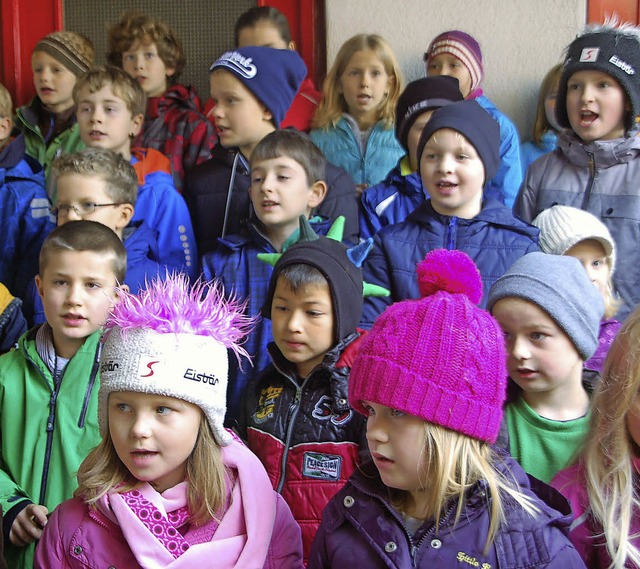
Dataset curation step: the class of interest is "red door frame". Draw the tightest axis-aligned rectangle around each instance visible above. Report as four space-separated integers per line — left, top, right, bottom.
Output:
588 0 640 23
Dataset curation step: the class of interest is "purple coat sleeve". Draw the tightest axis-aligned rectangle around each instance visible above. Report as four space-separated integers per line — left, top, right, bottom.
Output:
264 494 304 569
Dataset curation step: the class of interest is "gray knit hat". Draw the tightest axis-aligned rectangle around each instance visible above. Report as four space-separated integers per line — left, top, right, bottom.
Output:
532 205 616 275
487 252 604 360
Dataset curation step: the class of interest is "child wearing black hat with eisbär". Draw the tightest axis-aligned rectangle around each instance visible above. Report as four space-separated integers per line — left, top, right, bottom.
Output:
515 20 640 322
361 99 539 327
239 218 379 563
359 76 463 239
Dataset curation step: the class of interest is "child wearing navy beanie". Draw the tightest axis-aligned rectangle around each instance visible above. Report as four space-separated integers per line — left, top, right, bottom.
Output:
361 99 538 328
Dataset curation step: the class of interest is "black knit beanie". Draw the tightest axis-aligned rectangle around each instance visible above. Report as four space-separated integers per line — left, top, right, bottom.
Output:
395 76 464 151
263 237 363 343
417 99 500 183
556 24 640 133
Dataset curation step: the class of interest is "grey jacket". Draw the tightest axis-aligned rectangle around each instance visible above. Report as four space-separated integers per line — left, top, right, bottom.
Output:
514 131 640 321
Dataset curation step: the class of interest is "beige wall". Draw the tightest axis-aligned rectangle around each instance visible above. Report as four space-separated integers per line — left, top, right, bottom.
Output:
325 0 586 141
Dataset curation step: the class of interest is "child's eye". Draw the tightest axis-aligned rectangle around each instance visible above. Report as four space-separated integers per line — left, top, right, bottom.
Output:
362 403 375 416
531 332 546 341
86 282 101 290
53 279 68 286
457 154 469 161
277 175 290 181
145 52 156 59
390 409 405 417
156 406 172 415
306 310 324 317
273 305 288 312
568 83 580 91
251 176 263 184
423 153 437 160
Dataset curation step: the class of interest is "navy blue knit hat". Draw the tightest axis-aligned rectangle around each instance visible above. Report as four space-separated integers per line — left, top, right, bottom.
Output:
395 76 464 151
417 99 500 183
209 46 307 128
556 22 640 133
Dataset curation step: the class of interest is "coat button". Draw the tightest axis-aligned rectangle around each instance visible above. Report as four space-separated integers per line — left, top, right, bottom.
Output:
431 538 442 549
338 398 347 405
385 541 398 553
343 495 355 507
73 545 83 555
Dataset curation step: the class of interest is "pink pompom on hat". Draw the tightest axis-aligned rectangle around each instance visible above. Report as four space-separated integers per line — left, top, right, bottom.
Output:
348 249 507 443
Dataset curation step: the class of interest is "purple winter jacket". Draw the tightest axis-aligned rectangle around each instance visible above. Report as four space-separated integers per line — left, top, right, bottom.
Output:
308 455 586 568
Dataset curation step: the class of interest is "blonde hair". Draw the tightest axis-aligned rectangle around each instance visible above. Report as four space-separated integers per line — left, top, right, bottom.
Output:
312 34 403 130
0 83 13 118
580 307 640 567
532 64 562 144
75 413 230 525
392 423 538 554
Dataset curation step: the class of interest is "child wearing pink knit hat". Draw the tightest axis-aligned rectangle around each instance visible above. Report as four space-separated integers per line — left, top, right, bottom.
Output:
308 249 584 568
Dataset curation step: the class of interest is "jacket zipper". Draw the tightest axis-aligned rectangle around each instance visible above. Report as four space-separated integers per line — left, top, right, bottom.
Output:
580 151 596 210
77 345 101 428
446 217 458 250
38 361 63 504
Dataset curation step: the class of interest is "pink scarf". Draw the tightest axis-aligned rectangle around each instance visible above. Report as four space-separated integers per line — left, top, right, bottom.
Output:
96 440 277 568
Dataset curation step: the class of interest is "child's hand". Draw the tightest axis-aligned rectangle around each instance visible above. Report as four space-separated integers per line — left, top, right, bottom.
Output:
9 504 49 546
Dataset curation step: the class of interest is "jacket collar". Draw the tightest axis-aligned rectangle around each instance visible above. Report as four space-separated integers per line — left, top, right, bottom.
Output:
558 129 640 169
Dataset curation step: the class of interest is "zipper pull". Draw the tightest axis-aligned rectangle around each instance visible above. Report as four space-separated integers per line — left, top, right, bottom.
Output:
411 545 418 567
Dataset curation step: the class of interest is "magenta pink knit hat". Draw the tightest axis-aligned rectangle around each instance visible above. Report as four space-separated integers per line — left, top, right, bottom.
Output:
349 249 507 443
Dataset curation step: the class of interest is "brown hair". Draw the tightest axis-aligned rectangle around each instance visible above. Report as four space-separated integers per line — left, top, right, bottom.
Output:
73 65 146 117
39 220 127 284
107 10 185 83
532 64 563 144
0 83 13 118
234 6 291 47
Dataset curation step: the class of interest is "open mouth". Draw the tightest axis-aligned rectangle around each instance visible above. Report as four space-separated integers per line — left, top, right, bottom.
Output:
579 110 598 126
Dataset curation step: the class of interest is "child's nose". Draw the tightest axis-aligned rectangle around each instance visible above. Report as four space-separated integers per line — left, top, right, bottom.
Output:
437 155 454 173
511 336 531 360
366 417 388 443
65 282 83 305
130 413 152 438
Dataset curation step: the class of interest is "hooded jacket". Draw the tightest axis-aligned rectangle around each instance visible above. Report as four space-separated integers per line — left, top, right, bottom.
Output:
133 84 216 191
183 143 360 255
361 198 539 328
33 437 304 569
514 131 640 322
242 334 367 562
130 148 198 281
0 131 54 300
0 328 102 569
309 455 586 568
359 160 424 239
201 218 332 424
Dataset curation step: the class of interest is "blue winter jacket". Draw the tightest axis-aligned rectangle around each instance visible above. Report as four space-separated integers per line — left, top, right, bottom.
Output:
0 132 53 301
308 454 586 568
201 217 332 426
520 131 559 178
130 148 198 281
310 117 404 187
361 199 538 328
24 220 165 327
359 159 424 239
476 94 523 209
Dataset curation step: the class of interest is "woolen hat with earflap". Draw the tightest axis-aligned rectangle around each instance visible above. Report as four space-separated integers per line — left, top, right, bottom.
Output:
349 249 507 443
532 205 617 275
555 22 640 133
260 216 389 343
98 273 254 446
209 46 307 128
417 99 500 184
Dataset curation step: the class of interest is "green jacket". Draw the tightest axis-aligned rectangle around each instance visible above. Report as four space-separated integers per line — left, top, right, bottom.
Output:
0 327 101 569
15 98 85 199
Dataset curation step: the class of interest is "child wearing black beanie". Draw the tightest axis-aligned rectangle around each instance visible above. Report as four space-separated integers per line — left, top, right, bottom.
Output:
361 99 538 328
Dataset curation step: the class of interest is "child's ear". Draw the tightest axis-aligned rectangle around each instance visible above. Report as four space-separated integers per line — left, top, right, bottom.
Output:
308 180 328 209
129 113 144 138
35 275 44 299
262 105 273 123
115 203 135 231
165 66 176 79
0 116 12 140
115 283 130 299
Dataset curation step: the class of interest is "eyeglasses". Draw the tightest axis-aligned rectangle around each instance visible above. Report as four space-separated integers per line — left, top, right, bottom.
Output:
50 202 124 217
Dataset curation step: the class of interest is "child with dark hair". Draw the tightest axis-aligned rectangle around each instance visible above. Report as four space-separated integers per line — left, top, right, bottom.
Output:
359 76 463 238
107 10 216 190
185 46 359 253
241 220 376 562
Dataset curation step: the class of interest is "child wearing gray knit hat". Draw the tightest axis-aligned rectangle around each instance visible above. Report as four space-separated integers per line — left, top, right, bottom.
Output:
487 251 604 484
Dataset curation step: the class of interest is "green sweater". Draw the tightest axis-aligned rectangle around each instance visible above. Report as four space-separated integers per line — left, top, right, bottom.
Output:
506 397 590 484
0 327 101 569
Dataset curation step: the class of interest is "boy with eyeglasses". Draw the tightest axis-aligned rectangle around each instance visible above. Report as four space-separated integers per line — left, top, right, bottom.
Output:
24 147 164 327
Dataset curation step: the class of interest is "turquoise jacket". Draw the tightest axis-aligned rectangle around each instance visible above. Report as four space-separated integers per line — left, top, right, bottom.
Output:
310 117 404 187
0 328 101 569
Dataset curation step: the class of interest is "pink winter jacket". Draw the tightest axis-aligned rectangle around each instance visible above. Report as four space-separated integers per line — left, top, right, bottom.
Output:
33 439 304 568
